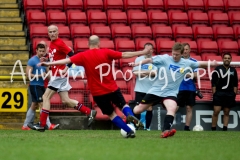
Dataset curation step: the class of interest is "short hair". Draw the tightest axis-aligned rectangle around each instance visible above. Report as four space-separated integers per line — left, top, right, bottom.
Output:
88 36 100 46
222 52 232 59
36 43 45 50
144 42 154 49
182 43 190 48
172 42 184 54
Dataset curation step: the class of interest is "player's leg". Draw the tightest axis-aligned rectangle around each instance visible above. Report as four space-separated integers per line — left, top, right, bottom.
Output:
145 106 153 131
22 102 38 130
132 92 145 121
211 106 221 131
185 91 196 131
161 97 178 138
223 107 230 131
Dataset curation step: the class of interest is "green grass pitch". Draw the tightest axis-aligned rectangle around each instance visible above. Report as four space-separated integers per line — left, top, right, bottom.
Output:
0 130 239 160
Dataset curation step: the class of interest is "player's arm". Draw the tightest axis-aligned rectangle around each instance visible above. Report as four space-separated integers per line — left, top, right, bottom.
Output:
234 69 238 94
122 47 150 58
66 51 74 68
198 61 218 68
133 70 156 77
129 58 152 67
211 68 219 94
40 58 71 67
26 65 42 78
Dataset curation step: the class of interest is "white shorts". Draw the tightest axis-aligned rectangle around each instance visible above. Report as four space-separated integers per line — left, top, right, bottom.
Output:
48 76 72 92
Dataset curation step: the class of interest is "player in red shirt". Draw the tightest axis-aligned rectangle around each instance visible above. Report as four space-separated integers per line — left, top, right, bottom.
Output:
39 35 151 138
29 25 96 132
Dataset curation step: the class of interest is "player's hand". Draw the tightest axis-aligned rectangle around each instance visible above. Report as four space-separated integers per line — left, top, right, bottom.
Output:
128 62 137 67
37 62 49 67
40 57 48 62
210 60 218 67
143 47 151 55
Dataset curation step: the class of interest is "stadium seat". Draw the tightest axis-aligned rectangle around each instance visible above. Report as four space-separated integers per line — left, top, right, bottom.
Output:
30 26 48 40
235 27 240 40
27 12 46 27
47 12 66 25
103 0 124 12
181 41 198 55
189 12 209 30
128 12 148 27
156 40 176 55
225 0 240 12
194 26 214 41
57 26 70 39
112 26 132 43
144 0 164 11
100 40 115 50
67 12 87 26
116 40 135 52
209 13 229 28
83 0 103 11
24 0 43 11
205 0 224 11
64 0 83 11
198 41 219 59
173 26 193 41
88 12 107 26
108 12 127 28
32 39 50 54
124 0 144 11
116 80 129 94
69 79 85 91
218 41 239 56
191 55 202 61
169 12 188 26
91 26 111 40
164 0 184 11
152 26 173 41
74 40 89 52
132 26 152 41
229 13 240 26
44 0 63 11
214 27 234 42
149 12 168 28
184 0 205 12
71 26 90 41
197 80 212 91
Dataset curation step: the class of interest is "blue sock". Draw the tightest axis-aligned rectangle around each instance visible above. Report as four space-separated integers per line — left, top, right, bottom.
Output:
112 116 131 133
122 106 134 117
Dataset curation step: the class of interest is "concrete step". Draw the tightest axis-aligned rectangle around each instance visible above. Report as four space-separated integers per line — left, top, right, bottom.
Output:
0 0 17 3
0 45 28 51
0 37 26 45
0 23 23 31
0 51 28 65
0 3 18 9
0 81 29 88
0 123 23 130
0 31 25 37
0 9 19 17
0 66 26 76
0 17 21 23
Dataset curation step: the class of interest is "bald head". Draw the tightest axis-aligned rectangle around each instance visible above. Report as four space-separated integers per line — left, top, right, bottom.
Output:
48 25 58 31
88 35 100 48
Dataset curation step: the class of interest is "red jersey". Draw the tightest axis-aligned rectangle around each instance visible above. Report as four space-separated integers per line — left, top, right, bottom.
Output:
70 48 122 96
49 38 71 76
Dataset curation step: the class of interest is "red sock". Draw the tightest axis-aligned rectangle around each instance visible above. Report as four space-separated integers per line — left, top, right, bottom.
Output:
40 109 49 127
75 103 91 115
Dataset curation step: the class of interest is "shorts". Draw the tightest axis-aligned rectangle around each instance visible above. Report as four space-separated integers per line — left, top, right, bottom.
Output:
135 92 147 103
177 90 196 108
141 94 177 108
213 91 236 108
29 85 45 102
93 88 126 115
48 76 71 92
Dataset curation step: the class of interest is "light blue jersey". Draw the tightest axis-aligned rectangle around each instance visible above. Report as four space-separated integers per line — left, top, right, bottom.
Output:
133 56 158 93
68 64 85 77
148 54 199 97
28 56 46 86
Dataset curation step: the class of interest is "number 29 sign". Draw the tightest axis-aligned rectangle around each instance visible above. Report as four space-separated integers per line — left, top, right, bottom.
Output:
0 88 27 112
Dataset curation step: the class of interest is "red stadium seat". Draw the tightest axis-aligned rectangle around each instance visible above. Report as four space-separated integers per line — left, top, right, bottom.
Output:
132 26 152 40
64 40 73 49
214 27 234 41
205 0 224 11
235 27 240 40
198 41 218 55
27 12 46 27
204 55 222 61
83 0 103 11
71 26 90 41
116 40 135 52
169 12 188 26
47 12 66 25
164 0 184 11
173 26 193 41
194 26 214 41
218 41 239 56
149 12 168 27
184 0 204 11
67 12 87 26
144 0 164 11
189 12 209 29
135 40 156 51
116 80 129 94
74 40 89 52
104 0 124 11
152 26 173 41
198 80 212 91
128 12 148 26
91 26 111 40
64 0 83 11
69 79 85 91
88 12 107 25
157 40 176 54
100 40 115 50
229 13 240 26
108 12 127 27
24 0 43 11
30 26 48 40
57 26 70 39
191 55 202 61
44 0 63 11
209 13 229 27
112 26 132 42
124 0 144 11
225 0 240 11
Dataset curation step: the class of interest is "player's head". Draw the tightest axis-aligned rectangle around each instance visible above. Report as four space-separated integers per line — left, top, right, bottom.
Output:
36 43 46 58
172 42 184 62
222 53 232 67
182 43 191 59
144 42 154 57
48 25 58 41
88 35 100 49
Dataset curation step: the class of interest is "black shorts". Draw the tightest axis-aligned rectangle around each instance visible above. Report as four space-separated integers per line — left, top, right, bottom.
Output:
213 91 236 108
29 85 45 102
141 94 177 108
177 91 196 108
93 88 126 115
135 92 146 103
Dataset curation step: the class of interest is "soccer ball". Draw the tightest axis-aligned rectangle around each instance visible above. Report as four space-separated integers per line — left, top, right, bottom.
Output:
193 125 204 131
120 124 136 138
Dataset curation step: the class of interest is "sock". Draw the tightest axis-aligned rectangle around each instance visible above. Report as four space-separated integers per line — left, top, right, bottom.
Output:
112 116 132 133
163 115 174 131
223 126 228 131
40 109 49 127
184 125 190 131
74 103 91 115
41 109 51 127
145 110 152 129
23 108 35 127
211 127 216 131
122 106 134 117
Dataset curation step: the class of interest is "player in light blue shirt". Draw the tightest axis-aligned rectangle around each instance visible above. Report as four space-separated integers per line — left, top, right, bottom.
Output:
130 42 217 138
132 43 157 130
